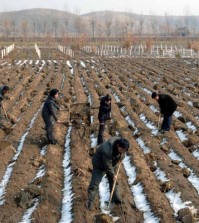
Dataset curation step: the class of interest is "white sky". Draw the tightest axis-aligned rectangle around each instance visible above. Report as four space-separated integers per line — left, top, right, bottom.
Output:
0 0 198 16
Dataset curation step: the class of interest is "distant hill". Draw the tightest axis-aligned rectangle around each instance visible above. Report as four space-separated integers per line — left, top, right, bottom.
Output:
0 8 199 38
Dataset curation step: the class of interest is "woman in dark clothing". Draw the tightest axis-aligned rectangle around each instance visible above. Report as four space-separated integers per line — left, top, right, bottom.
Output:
42 89 60 144
97 94 112 145
151 92 177 133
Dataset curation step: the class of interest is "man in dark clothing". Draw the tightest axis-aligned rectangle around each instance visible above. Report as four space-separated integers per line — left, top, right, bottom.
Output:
42 89 60 144
151 92 177 133
87 137 130 210
0 86 9 127
97 94 112 145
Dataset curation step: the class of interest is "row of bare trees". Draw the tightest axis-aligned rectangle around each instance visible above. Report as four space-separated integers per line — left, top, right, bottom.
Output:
0 9 198 41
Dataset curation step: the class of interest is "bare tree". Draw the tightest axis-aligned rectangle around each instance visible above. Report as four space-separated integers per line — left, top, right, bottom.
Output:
150 13 158 36
52 21 58 40
164 12 171 36
89 12 97 39
3 19 12 39
21 19 29 40
139 15 144 36
96 22 104 39
33 22 36 38
11 20 16 40
73 9 82 37
104 11 113 38
64 3 70 39
42 21 47 37
184 6 190 39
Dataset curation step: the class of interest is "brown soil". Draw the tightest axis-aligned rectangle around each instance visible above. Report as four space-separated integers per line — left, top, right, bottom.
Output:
0 48 199 223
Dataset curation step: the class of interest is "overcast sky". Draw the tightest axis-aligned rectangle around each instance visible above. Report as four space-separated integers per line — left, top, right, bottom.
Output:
0 0 198 16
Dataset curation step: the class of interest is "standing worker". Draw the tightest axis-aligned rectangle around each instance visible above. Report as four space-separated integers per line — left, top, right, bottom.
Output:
0 85 9 127
97 94 112 145
42 89 60 144
151 92 177 133
87 137 129 210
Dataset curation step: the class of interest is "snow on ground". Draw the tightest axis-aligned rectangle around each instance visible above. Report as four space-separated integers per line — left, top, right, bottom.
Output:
176 130 188 142
123 155 159 223
80 60 86 68
59 126 73 223
0 107 41 205
186 122 197 132
19 146 47 222
132 183 160 223
149 105 159 113
193 150 199 160
174 111 182 118
169 149 199 195
67 61 73 75
154 162 197 216
139 113 158 136
136 138 150 154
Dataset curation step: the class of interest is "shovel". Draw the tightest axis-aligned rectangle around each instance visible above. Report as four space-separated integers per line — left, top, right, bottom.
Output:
157 114 161 129
105 161 122 211
1 103 9 121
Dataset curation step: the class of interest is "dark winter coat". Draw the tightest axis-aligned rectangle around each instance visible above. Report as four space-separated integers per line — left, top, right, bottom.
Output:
42 95 59 121
92 137 124 179
0 86 5 104
98 96 111 123
158 94 177 116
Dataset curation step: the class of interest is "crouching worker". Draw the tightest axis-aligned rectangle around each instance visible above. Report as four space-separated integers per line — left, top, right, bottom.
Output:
42 89 60 144
87 137 129 210
151 92 177 133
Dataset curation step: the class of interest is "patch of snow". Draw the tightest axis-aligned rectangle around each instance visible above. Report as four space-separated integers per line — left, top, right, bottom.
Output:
80 60 86 68
140 113 158 135
136 137 150 154
149 105 159 113
187 101 193 106
19 199 39 223
186 122 196 132
166 190 196 216
174 111 182 118
0 107 41 205
176 130 188 142
193 150 199 160
132 183 160 223
59 126 73 223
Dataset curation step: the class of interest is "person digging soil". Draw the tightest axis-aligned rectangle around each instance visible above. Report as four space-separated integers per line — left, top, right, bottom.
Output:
42 88 61 145
151 91 177 134
87 137 129 210
97 94 112 145
0 85 10 128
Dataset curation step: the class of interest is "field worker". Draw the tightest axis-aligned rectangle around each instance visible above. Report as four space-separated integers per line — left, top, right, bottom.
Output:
87 137 129 210
97 94 112 145
42 89 60 144
0 85 9 127
151 92 177 133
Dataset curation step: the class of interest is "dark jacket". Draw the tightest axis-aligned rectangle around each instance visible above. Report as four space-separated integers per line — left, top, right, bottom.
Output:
98 96 111 123
158 94 177 116
0 86 5 104
42 95 59 121
92 137 124 178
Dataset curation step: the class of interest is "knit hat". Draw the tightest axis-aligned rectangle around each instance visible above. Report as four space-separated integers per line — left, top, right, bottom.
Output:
50 89 59 97
151 92 158 99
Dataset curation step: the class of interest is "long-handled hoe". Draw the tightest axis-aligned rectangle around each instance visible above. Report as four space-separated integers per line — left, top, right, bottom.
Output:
158 114 161 130
1 102 9 121
104 161 122 211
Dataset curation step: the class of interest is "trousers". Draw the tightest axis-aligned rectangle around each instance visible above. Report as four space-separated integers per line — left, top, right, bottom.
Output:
88 168 121 204
161 114 172 131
